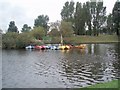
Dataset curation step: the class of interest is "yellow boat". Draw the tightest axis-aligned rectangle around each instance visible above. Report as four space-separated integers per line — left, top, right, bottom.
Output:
58 45 70 50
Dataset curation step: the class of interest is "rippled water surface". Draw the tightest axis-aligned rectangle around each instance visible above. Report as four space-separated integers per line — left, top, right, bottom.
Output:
2 44 120 88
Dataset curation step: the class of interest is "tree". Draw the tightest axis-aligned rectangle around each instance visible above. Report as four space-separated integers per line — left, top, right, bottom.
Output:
85 1 92 35
8 21 18 32
61 1 75 22
2 32 19 49
2 32 33 49
90 0 106 36
21 24 31 32
30 26 46 40
74 2 86 35
34 15 49 30
88 0 106 36
60 21 74 37
0 29 2 48
16 33 33 48
48 28 60 37
0 29 3 34
106 14 114 34
112 0 120 36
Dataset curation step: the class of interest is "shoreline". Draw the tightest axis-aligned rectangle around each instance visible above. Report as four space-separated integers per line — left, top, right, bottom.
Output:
2 42 119 50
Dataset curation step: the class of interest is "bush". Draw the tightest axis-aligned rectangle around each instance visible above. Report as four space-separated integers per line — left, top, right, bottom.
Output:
2 32 34 49
2 32 19 49
30 26 46 40
16 33 34 49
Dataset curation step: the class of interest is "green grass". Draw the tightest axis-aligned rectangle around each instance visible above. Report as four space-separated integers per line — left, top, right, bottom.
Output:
50 35 119 44
64 35 119 44
84 80 119 88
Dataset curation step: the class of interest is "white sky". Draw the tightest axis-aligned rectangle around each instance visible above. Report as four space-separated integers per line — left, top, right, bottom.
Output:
0 0 116 31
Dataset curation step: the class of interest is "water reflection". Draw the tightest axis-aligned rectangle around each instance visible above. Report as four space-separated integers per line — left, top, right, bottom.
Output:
2 44 120 88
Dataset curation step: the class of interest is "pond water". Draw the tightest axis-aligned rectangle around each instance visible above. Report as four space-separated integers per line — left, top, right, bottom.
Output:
2 44 120 88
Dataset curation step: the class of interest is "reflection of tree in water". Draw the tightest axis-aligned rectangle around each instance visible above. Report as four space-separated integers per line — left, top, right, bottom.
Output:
87 44 100 55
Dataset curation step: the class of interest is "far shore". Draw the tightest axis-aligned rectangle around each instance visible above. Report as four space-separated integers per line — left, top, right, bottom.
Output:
2 35 119 49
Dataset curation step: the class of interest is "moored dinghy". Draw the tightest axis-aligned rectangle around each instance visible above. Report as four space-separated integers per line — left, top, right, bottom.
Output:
25 45 35 49
35 45 46 50
58 45 70 50
35 45 42 50
50 45 59 50
41 45 46 50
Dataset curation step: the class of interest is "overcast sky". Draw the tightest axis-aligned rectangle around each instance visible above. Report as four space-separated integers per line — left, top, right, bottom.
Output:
0 0 116 31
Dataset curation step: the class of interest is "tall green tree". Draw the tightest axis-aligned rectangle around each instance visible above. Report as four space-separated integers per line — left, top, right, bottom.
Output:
112 0 120 36
90 0 106 36
61 1 75 22
8 21 18 33
60 21 74 37
106 14 114 34
34 15 49 30
85 1 92 35
21 24 31 32
74 2 86 35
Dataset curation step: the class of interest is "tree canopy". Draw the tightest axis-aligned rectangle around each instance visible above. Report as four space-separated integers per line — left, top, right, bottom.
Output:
34 15 49 30
61 1 75 22
30 26 46 40
60 21 74 37
8 21 18 33
21 24 31 32
112 1 120 36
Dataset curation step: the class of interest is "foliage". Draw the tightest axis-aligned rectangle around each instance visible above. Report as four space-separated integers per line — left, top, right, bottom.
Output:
48 28 60 37
85 1 92 35
34 15 49 30
0 29 3 34
8 21 18 33
61 1 75 22
61 1 107 36
2 32 19 49
74 2 86 35
21 24 31 32
30 26 46 40
59 21 74 37
16 33 33 48
90 1 106 36
112 1 120 36
2 32 34 49
106 14 114 34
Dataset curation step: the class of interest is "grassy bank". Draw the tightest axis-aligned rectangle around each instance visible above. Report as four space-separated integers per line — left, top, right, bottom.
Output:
84 80 119 88
50 35 119 44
